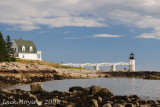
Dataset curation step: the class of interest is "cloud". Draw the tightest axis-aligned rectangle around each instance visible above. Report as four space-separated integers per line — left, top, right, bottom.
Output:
93 34 122 38
6 25 40 31
129 30 136 33
1 0 160 39
65 34 123 40
64 31 71 34
137 29 160 39
65 36 91 40
39 31 49 33
0 0 107 31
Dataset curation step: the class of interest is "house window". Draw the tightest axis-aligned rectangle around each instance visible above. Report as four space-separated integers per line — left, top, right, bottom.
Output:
29 46 33 52
22 46 25 52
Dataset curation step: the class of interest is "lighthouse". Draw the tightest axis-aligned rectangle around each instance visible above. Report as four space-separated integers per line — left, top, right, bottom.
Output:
129 52 135 72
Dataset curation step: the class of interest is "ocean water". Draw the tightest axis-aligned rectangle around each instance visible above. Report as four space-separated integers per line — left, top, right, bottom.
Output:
7 78 160 100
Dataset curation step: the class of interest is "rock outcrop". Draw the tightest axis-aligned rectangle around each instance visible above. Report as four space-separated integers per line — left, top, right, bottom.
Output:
0 62 55 71
30 83 43 93
1 62 160 89
0 86 159 107
103 71 160 80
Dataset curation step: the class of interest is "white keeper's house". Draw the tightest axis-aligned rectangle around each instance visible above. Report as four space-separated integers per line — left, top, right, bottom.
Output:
12 38 42 60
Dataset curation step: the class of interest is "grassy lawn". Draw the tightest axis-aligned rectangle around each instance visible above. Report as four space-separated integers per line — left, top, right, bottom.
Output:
16 59 83 69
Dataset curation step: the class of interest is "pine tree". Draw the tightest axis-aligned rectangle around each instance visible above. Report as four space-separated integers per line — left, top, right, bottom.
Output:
6 35 16 61
0 32 10 62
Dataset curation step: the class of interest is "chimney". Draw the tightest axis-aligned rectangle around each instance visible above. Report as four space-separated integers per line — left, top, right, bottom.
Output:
19 38 22 40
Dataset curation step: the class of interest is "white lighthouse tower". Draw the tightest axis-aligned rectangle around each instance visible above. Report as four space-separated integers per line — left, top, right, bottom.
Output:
129 52 135 72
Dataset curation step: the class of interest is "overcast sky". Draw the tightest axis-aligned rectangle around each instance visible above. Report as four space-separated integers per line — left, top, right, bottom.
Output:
1 0 160 71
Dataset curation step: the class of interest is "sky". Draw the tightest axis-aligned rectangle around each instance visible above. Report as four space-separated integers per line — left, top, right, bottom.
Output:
0 0 160 71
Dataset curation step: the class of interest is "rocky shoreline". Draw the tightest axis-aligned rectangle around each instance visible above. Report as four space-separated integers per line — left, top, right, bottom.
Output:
0 62 160 106
0 85 160 107
0 62 160 84
1 69 160 88
0 70 57 88
104 71 160 80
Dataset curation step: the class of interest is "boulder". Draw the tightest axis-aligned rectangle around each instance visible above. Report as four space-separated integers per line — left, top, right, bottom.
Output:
129 95 139 100
0 88 11 94
115 99 126 104
92 99 99 107
98 97 103 103
28 93 37 100
144 75 160 80
72 90 82 95
30 83 43 93
8 96 14 99
113 103 125 107
147 100 157 105
125 103 136 107
138 100 147 105
95 88 114 100
130 100 139 106
69 86 86 92
157 100 160 104
65 103 75 107
90 85 102 95
114 96 130 102
139 104 151 107
102 103 112 107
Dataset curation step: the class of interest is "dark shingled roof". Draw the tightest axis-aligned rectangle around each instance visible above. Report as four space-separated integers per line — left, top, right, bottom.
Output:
14 40 37 53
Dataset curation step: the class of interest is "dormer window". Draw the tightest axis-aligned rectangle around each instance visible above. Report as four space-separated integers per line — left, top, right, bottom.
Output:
29 46 33 52
22 46 25 52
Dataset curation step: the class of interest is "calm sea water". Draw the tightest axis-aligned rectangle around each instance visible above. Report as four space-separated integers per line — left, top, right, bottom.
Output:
7 78 160 100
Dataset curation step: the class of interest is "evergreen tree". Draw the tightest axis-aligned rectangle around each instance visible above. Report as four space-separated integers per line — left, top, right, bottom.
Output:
6 35 16 61
0 32 10 62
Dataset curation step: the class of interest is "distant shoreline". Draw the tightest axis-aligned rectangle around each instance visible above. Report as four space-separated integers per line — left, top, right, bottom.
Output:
0 61 160 88
0 69 160 89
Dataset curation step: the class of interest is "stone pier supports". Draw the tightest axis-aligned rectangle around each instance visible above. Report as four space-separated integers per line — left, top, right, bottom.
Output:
94 65 99 70
110 64 116 71
80 65 84 68
62 59 135 72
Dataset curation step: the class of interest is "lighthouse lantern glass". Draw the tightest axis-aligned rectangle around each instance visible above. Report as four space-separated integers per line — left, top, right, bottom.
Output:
130 53 134 59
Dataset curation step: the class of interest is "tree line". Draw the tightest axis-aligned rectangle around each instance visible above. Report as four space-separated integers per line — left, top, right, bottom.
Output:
0 32 16 62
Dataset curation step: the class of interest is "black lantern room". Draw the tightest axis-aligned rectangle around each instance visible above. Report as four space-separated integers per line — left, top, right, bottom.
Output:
129 52 135 59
